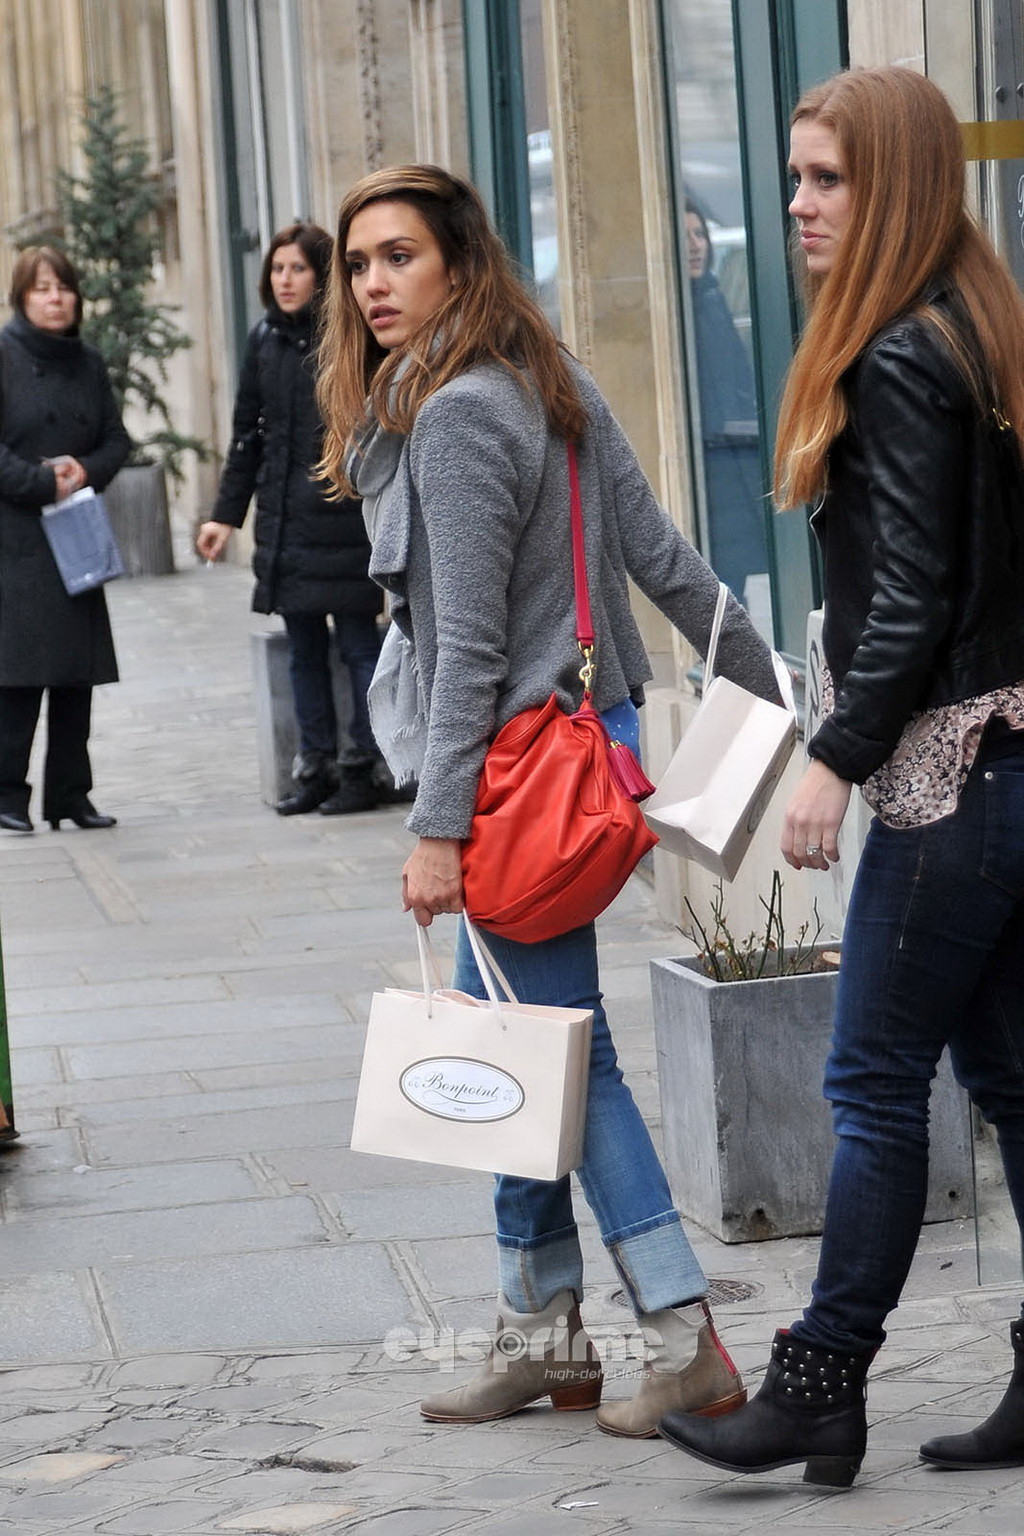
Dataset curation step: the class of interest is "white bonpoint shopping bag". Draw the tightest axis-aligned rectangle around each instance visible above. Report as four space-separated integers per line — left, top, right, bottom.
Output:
644 582 797 881
350 918 592 1181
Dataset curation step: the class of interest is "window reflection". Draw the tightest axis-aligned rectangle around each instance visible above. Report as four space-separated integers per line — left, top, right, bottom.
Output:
520 0 561 333
663 0 770 632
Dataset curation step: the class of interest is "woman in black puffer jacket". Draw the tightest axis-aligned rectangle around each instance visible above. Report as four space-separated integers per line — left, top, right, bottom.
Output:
198 222 384 815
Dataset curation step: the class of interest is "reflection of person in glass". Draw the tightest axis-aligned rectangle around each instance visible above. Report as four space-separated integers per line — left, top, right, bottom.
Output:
685 200 768 604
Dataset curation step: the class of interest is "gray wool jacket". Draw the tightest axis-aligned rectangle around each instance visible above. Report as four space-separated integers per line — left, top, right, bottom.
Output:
363 356 780 841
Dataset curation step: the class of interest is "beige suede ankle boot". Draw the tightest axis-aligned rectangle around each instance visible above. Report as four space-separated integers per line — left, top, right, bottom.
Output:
596 1301 745 1438
420 1290 603 1424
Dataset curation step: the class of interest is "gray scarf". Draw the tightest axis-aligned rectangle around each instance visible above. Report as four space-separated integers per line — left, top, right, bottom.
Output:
349 418 429 787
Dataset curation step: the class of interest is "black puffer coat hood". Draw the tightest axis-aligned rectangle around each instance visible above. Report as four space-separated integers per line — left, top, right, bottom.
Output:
212 304 382 617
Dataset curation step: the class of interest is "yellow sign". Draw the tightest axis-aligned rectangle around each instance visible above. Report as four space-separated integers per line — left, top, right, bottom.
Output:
961 120 1024 161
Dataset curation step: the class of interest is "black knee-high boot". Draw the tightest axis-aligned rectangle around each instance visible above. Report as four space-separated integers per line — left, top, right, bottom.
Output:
659 1329 872 1489
920 1315 1024 1468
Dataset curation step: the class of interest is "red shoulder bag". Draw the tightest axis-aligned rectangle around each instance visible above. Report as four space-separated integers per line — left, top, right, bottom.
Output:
461 444 657 944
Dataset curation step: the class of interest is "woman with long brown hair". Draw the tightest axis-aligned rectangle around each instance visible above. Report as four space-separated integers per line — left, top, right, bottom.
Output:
319 164 779 1435
661 65 1024 1488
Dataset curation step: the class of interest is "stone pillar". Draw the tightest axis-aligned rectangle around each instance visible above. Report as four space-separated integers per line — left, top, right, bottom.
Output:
250 627 355 804
845 2 976 141
543 0 673 669
164 0 229 531
846 0 925 70
301 0 419 227
408 0 470 170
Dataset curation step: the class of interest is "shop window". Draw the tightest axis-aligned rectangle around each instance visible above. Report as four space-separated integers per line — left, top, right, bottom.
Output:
462 0 560 327
661 0 846 658
661 0 772 638
214 0 310 361
520 0 560 332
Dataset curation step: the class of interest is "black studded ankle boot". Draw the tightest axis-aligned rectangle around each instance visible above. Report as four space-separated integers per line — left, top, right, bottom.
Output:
659 1329 871 1489
920 1316 1024 1469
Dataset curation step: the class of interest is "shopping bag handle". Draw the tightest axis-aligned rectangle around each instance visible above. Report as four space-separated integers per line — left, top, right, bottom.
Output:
414 921 445 1004
704 579 796 717
413 918 521 1023
462 918 521 1009
702 581 730 688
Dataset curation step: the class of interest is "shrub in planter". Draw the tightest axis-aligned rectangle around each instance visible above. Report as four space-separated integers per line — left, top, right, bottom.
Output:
651 875 972 1242
55 87 209 571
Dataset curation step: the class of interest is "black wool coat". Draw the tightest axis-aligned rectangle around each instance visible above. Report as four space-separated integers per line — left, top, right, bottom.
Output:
0 313 132 687
212 305 381 618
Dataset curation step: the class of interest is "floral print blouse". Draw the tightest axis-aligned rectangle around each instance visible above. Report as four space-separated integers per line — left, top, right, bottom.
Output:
817 664 1024 829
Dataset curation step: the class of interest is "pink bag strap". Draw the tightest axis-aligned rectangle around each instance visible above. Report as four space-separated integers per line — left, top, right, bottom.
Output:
567 443 595 692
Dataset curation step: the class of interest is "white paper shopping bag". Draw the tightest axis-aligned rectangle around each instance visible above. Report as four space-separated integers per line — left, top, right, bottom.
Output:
350 921 592 1180
644 583 797 881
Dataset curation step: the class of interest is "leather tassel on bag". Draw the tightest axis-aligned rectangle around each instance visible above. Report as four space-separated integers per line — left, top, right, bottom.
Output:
575 699 656 802
606 740 656 802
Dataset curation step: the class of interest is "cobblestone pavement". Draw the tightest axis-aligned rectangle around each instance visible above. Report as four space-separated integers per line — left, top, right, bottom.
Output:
0 559 1021 1534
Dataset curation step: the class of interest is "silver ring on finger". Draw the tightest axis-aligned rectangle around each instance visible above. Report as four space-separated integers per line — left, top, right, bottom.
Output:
806 844 822 856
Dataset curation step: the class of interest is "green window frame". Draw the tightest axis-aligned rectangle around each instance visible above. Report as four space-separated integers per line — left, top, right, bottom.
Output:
660 0 846 659
732 0 848 659
462 0 532 269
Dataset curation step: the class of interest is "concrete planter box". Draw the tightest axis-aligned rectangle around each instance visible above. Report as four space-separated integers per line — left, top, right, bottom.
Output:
250 628 353 805
651 951 973 1242
104 464 175 577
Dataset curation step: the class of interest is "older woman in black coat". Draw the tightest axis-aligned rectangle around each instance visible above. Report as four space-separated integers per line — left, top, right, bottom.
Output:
0 246 131 834
197 222 384 816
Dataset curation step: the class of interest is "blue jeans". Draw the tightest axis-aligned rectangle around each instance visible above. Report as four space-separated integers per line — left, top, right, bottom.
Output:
795 724 1024 1355
452 919 707 1317
282 611 381 762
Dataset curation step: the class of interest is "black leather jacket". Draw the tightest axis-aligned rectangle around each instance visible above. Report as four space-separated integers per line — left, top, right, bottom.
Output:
808 296 1024 784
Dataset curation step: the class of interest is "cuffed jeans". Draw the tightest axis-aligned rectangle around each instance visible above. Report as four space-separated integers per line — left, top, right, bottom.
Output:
282 611 381 762
795 723 1024 1355
452 918 707 1317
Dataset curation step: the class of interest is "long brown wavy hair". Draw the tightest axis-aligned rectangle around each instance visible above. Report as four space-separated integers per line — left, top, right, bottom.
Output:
316 164 586 495
775 66 1024 508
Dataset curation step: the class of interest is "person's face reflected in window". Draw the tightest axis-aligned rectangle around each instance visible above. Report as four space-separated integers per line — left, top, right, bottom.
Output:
686 211 710 280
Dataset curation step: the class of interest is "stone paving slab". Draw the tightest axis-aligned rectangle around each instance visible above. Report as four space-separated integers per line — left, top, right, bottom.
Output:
94 1245 415 1354
82 1098 356 1166
33 993 349 1046
0 1194 328 1273
0 1272 108 1364
59 1076 357 1128
2 1157 264 1219
260 1145 488 1192
60 1019 358 1077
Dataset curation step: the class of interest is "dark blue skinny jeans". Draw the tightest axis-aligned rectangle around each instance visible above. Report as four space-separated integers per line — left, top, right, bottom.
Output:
282 611 381 762
794 724 1024 1355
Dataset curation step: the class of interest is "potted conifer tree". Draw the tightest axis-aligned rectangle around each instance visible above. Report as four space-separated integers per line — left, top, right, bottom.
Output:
56 86 208 573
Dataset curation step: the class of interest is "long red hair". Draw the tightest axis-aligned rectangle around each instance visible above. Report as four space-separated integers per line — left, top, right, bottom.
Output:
774 66 1024 507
